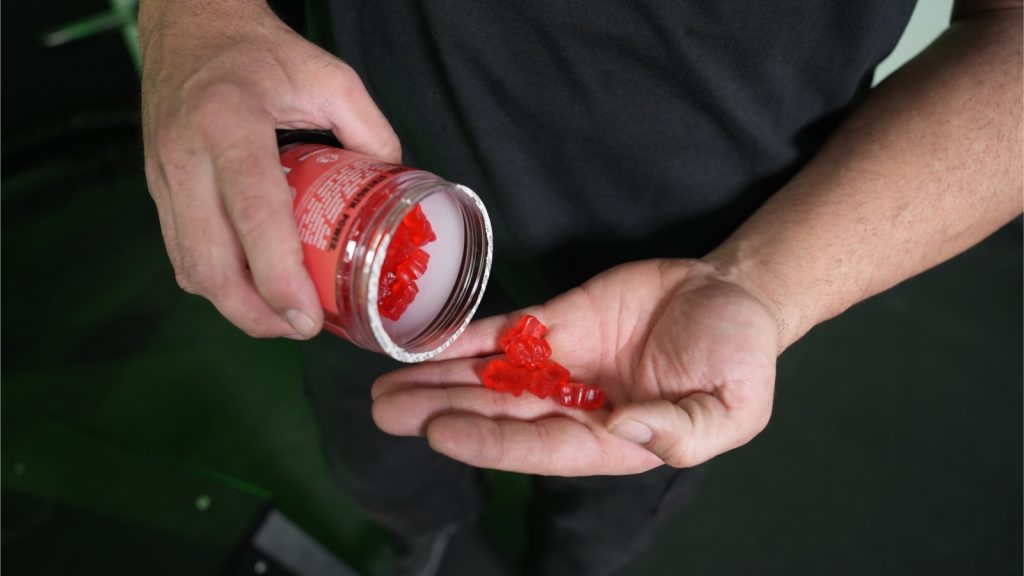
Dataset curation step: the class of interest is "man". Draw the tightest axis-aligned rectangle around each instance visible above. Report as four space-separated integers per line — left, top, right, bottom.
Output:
139 1 1022 574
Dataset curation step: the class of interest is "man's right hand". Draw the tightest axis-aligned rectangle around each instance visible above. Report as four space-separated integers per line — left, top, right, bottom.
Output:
139 0 401 338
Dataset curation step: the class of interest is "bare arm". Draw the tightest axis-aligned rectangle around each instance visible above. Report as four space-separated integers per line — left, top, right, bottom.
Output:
706 1 1023 351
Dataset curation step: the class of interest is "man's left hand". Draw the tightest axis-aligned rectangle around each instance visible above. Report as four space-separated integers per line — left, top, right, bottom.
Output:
371 259 779 476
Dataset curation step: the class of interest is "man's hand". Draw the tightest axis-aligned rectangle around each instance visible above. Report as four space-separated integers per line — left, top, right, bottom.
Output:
140 0 400 338
371 260 779 475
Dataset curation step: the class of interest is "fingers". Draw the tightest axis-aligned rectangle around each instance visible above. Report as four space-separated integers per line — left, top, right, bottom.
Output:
426 414 662 476
606 387 772 468
206 109 322 337
205 261 303 338
154 89 319 338
162 131 299 338
371 356 661 476
371 358 591 436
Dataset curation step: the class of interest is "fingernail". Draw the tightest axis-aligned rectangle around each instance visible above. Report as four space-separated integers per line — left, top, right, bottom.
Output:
284 309 316 338
611 419 653 445
283 334 305 341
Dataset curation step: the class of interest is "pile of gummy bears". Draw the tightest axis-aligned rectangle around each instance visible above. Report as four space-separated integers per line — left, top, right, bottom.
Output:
481 315 605 410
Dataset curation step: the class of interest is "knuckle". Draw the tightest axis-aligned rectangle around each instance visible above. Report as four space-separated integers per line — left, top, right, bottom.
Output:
215 147 264 179
145 179 164 205
742 406 773 447
184 80 249 132
143 159 163 194
665 453 698 469
153 124 184 163
319 64 402 161
174 272 197 295
662 437 698 468
325 64 367 106
184 79 245 112
330 61 360 89
229 193 276 238
182 260 222 298
377 135 402 162
753 406 772 435
325 76 366 112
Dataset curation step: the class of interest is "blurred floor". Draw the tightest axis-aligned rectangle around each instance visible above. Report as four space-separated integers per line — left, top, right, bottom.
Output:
2 136 1021 574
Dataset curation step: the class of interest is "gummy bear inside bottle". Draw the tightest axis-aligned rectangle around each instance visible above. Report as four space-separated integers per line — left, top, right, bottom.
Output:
378 193 467 345
378 204 436 322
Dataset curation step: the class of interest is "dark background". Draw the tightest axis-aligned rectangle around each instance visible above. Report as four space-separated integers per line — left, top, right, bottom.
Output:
2 1 1021 575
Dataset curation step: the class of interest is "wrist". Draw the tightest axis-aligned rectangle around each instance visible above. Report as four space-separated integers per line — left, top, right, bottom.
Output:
701 244 805 354
139 0 275 56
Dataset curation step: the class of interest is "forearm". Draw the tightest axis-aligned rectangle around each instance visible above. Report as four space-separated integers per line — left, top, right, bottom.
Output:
706 8 1022 352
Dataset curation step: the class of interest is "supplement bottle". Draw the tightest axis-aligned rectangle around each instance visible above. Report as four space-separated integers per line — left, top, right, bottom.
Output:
279 131 492 362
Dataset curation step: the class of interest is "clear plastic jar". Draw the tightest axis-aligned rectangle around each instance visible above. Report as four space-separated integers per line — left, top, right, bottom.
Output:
279 133 492 362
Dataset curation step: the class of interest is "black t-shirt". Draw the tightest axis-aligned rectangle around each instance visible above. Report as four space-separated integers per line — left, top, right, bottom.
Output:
327 1 917 299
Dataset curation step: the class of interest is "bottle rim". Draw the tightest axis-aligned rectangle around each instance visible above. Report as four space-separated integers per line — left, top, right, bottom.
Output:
356 176 493 363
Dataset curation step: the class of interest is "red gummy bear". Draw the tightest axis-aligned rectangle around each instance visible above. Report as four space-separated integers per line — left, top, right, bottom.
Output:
395 248 429 283
499 315 547 351
378 205 436 321
504 335 551 368
401 203 438 246
481 358 532 397
556 383 606 410
478 315 605 410
527 360 570 399
500 315 552 368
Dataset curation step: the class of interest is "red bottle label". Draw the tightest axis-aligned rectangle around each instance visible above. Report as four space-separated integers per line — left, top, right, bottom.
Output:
280 144 412 333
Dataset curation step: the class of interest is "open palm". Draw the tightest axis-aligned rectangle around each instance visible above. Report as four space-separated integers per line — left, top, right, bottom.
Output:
371 259 779 475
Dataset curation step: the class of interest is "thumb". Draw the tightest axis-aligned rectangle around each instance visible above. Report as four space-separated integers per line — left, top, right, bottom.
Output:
317 62 402 164
606 393 750 468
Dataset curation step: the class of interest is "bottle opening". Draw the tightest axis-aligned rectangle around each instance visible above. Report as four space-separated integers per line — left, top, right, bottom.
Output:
364 180 492 363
